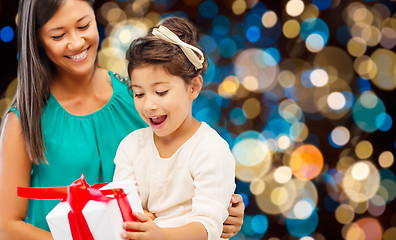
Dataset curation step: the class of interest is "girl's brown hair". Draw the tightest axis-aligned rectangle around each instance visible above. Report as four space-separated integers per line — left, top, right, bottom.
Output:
126 17 209 85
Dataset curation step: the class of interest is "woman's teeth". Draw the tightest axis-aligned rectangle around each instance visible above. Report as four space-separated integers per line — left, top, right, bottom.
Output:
69 49 88 60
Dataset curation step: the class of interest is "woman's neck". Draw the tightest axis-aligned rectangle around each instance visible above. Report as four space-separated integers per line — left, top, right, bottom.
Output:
51 67 99 97
49 67 113 116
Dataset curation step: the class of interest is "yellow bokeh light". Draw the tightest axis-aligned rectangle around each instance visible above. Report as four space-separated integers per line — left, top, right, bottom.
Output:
0 98 11 119
347 37 367 57
262 10 277 28
250 178 265 195
255 175 297 215
300 4 319 20
327 92 346 111
351 162 370 180
370 48 396 90
242 76 259 91
378 151 394 168
335 204 355 224
361 25 381 47
232 0 247 15
354 55 379 80
242 98 261 119
310 68 328 87
342 160 380 202
232 137 271 167
282 20 300 39
286 0 305 17
352 7 373 25
5 78 17 100
355 140 373 159
218 76 240 98
274 166 292 184
277 135 291 150
278 70 296 88
271 187 289 206
384 227 396 240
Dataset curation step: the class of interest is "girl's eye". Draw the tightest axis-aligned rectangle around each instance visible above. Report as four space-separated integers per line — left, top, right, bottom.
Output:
78 23 90 30
51 34 65 40
134 93 144 98
157 90 168 96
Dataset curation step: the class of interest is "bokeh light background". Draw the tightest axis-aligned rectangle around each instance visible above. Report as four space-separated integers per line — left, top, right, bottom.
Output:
1 0 396 239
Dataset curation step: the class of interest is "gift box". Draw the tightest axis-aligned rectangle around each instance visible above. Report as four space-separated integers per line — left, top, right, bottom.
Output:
18 175 143 240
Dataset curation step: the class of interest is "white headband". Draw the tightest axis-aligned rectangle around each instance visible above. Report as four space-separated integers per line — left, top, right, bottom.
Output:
152 25 204 70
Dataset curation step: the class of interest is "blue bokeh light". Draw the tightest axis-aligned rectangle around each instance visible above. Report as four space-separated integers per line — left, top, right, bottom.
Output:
313 0 332 10
286 210 319 237
336 26 352 46
301 18 330 46
376 112 392 132
199 35 217 54
219 38 237 58
246 26 261 43
199 0 218 18
251 214 268 235
230 108 247 125
0 26 14 43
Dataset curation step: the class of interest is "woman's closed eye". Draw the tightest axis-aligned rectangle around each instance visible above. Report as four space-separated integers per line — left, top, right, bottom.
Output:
157 90 168 96
51 33 65 40
78 23 90 30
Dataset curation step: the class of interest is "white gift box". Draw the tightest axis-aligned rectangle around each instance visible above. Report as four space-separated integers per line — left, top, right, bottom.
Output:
46 180 143 240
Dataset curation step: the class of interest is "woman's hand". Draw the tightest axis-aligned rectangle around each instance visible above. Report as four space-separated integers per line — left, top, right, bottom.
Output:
121 212 164 240
221 194 245 238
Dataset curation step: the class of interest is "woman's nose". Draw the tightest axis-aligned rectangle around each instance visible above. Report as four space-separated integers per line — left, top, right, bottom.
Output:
67 32 85 51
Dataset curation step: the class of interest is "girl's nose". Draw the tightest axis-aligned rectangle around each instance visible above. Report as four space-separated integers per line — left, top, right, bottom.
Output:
144 97 158 112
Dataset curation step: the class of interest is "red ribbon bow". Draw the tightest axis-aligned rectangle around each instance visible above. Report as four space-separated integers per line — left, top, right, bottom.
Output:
17 174 137 240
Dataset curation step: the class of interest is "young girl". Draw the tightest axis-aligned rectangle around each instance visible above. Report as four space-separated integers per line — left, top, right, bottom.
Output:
113 17 236 240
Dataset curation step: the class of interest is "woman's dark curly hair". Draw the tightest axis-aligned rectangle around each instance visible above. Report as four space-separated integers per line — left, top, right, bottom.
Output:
126 17 209 85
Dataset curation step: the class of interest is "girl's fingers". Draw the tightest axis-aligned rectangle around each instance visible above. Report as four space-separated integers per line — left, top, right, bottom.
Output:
121 231 146 240
133 212 151 222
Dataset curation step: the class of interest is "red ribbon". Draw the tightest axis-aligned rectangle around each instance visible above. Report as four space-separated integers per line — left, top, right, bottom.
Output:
17 174 137 240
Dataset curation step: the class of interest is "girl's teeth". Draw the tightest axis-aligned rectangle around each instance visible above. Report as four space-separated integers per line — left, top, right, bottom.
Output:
70 49 88 60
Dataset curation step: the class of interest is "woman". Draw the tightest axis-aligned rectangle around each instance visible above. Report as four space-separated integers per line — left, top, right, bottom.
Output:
0 0 244 239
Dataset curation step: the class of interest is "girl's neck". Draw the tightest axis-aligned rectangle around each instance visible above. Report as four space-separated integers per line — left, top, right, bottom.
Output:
154 117 201 158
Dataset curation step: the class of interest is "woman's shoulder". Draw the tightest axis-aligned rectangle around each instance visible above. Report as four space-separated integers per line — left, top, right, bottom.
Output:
108 70 131 86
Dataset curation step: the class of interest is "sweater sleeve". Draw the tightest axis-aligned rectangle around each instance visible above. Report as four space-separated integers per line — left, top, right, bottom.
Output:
113 134 138 188
187 138 236 240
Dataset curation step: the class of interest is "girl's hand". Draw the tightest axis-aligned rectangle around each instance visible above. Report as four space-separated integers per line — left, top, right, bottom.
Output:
221 194 245 238
143 209 156 221
121 212 164 240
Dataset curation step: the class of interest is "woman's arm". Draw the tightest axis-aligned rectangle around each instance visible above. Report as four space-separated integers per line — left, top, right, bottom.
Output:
0 113 53 240
221 194 245 238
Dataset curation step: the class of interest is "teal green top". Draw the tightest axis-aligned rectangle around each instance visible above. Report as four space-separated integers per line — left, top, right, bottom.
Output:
11 71 146 231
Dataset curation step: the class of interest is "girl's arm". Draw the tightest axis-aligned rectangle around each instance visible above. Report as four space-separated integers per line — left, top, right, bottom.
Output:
0 112 53 240
121 213 207 240
221 194 245 238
